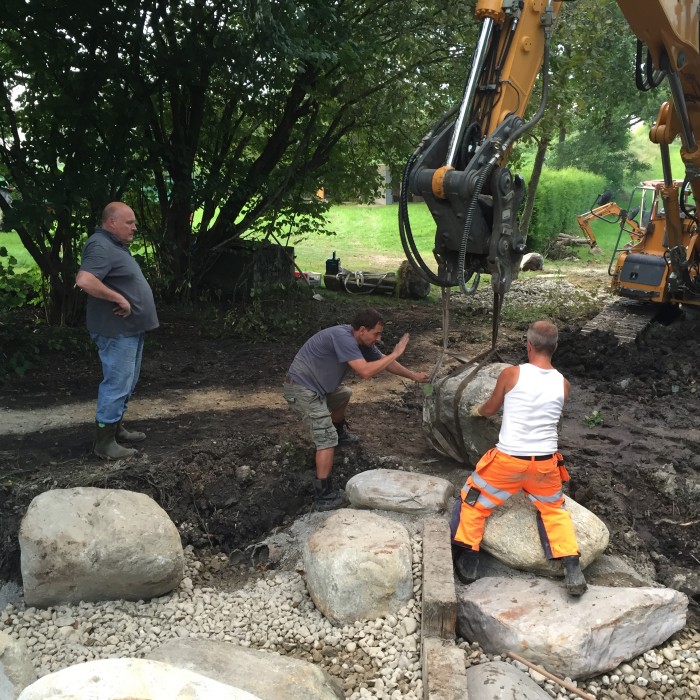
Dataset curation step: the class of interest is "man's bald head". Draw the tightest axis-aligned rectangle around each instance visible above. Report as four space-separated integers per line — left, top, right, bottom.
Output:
101 202 137 244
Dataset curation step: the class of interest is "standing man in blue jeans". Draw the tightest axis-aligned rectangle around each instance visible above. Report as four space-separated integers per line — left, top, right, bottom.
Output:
284 308 429 509
76 202 159 459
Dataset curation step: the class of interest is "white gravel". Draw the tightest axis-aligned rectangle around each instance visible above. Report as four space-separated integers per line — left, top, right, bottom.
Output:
2 541 699 700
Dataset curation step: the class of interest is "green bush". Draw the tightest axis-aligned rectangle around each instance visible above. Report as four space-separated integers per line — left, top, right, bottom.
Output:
527 168 607 253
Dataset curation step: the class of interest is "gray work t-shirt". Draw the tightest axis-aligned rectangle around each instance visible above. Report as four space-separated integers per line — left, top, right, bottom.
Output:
79 228 159 337
287 324 382 395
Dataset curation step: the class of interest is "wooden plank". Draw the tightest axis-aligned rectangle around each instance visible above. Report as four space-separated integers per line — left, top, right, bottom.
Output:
421 517 457 641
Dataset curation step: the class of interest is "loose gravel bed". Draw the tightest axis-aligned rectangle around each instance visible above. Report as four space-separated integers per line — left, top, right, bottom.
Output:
2 544 699 699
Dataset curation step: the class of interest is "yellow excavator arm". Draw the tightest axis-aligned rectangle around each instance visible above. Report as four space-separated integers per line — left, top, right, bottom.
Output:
400 0 700 308
577 198 646 249
577 202 626 249
400 0 562 299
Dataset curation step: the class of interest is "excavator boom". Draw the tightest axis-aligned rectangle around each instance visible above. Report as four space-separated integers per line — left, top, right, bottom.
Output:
400 0 700 312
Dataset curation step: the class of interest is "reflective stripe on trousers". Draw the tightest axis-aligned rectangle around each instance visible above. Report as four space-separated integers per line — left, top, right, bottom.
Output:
450 447 579 559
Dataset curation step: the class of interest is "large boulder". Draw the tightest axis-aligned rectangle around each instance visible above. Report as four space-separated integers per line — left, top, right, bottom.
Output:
20 487 184 606
0 631 37 700
457 577 688 679
520 252 544 271
423 363 508 464
481 491 609 575
584 554 654 588
147 639 344 700
17 658 261 700
345 469 454 514
466 661 550 700
302 509 413 625
396 260 431 299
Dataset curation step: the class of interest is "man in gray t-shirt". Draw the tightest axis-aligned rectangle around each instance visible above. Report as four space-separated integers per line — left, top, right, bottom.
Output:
76 202 159 460
284 308 429 509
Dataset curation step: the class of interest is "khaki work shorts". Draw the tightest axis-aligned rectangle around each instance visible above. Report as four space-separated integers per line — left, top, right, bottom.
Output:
283 380 352 450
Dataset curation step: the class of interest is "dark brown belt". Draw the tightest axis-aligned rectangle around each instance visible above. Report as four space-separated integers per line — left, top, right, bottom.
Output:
511 453 554 461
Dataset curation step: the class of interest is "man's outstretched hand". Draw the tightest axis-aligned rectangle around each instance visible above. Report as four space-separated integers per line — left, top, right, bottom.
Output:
393 333 410 357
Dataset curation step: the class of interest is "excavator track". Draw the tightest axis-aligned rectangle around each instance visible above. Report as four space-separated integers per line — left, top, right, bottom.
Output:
581 299 659 344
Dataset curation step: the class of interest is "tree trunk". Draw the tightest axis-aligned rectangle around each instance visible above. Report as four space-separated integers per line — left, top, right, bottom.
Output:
520 136 551 243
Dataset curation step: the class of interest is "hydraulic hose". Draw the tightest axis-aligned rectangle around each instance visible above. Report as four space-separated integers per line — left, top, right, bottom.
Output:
680 176 698 224
399 108 460 287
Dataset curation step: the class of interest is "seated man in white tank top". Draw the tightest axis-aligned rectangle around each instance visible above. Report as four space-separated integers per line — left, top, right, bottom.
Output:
450 320 587 596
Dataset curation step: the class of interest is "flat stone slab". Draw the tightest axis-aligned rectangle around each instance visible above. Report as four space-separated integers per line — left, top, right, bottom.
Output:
457 577 688 679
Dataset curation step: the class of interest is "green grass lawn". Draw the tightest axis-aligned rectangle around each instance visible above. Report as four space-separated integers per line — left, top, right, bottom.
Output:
0 231 36 272
291 203 437 273
0 200 649 279
0 126 685 279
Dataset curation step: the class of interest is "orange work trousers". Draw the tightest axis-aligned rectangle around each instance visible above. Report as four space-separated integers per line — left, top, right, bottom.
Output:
451 447 580 559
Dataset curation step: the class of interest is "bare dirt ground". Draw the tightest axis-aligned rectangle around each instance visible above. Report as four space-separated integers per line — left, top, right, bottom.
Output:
1 267 698 626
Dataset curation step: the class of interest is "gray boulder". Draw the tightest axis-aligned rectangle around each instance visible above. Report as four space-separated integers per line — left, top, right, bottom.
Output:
0 631 37 700
520 253 545 271
423 363 508 464
20 487 184 606
481 490 609 575
302 509 413 624
466 661 551 699
345 469 454 514
584 554 654 588
147 639 344 700
17 658 260 700
457 577 688 679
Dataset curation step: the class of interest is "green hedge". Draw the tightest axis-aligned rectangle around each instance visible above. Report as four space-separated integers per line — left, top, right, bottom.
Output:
527 168 607 253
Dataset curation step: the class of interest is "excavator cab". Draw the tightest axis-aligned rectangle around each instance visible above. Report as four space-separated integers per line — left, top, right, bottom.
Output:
610 180 698 304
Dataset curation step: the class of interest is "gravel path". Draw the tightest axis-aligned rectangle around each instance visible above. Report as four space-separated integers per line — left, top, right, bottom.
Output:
2 544 699 699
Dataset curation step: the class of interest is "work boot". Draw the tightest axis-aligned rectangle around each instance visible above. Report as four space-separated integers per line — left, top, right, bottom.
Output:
454 548 480 584
94 422 137 460
561 555 587 596
117 421 146 443
333 420 359 446
312 476 346 511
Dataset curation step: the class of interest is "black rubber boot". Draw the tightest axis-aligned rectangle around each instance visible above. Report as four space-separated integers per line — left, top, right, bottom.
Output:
313 477 346 511
95 422 137 460
454 548 480 584
561 555 587 596
333 420 359 445
117 421 146 443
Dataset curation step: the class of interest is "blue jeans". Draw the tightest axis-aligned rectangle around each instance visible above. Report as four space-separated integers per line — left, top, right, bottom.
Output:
91 333 145 425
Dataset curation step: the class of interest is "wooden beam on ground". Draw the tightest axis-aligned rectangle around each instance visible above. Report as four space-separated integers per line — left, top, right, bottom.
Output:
421 517 457 640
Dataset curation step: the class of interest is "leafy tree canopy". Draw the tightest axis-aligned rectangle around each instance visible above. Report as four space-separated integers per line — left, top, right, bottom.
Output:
0 0 471 320
0 0 678 321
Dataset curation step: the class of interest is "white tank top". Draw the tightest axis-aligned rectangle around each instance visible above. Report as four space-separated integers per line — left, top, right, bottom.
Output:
496 363 565 456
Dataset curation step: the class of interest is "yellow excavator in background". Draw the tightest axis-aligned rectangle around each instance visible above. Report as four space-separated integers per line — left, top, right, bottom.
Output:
576 189 646 250
577 180 691 268
399 0 700 348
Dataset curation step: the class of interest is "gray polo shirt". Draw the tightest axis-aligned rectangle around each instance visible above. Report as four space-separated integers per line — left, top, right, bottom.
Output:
288 324 382 395
79 228 159 337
